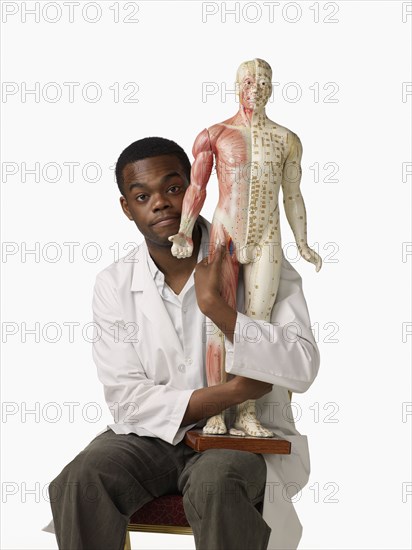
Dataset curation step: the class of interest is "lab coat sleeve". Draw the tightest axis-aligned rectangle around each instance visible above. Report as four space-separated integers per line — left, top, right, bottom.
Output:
92 273 195 445
224 257 320 393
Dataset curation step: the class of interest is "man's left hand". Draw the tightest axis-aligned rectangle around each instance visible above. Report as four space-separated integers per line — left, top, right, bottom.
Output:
194 240 225 315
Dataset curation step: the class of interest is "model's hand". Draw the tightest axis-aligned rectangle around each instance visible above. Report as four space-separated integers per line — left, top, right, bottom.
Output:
168 233 194 259
300 245 322 272
194 241 225 314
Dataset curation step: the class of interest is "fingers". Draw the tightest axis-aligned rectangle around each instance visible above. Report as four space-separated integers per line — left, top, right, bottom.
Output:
208 239 225 264
310 250 322 272
303 247 323 272
171 245 191 259
169 235 193 259
176 248 191 259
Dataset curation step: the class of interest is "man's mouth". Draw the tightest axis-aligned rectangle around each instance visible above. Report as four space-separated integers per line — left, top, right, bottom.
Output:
151 215 180 227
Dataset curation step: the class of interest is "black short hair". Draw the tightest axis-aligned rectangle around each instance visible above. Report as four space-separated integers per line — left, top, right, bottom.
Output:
115 137 191 196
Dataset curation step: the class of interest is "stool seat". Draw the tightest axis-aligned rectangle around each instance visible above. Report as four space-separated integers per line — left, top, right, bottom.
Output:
129 494 190 529
125 495 192 548
125 492 263 548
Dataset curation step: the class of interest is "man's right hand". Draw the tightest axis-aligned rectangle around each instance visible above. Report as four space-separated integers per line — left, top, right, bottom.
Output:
181 374 273 427
168 232 194 258
230 375 273 401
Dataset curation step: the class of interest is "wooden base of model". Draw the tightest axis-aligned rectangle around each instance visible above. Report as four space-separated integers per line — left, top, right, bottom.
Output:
184 429 291 454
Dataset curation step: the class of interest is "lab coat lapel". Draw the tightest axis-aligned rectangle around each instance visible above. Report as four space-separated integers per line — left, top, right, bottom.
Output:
130 242 183 357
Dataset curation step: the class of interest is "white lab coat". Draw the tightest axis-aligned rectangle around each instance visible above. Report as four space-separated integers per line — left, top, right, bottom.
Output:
44 217 320 549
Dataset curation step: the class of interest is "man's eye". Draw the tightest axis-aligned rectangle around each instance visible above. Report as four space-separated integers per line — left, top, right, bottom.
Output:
136 194 147 201
168 186 181 193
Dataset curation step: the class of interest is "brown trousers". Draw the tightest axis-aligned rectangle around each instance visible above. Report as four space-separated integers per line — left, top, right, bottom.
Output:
49 428 271 550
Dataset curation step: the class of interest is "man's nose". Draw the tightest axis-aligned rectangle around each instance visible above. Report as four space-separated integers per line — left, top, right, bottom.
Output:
152 193 171 211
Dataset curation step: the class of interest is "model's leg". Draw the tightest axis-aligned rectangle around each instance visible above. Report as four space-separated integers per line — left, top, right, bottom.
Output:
203 222 239 435
178 448 270 550
243 224 282 321
49 429 193 550
233 222 282 437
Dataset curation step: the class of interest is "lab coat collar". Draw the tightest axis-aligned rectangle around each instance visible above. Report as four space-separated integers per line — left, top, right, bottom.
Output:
129 242 183 356
130 216 211 292
129 241 151 292
128 217 210 357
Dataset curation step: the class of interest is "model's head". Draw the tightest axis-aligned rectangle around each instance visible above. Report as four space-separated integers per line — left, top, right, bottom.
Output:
236 58 272 110
116 137 191 247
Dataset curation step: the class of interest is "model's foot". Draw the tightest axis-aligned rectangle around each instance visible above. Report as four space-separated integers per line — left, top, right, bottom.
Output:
233 416 274 438
229 427 246 437
203 414 227 434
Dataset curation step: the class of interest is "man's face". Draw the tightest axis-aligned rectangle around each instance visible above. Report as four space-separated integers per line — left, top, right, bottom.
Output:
120 155 189 247
239 63 272 110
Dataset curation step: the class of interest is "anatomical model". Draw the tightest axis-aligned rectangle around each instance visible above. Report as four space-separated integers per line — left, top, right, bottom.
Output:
169 58 322 437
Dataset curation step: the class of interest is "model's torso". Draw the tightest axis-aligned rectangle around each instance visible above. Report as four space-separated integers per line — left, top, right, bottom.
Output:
208 112 290 247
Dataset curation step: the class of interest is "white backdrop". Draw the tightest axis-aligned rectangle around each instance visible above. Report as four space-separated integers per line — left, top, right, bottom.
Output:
1 1 411 549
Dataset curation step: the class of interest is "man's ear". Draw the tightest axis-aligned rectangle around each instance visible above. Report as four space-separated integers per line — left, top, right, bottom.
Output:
120 196 133 220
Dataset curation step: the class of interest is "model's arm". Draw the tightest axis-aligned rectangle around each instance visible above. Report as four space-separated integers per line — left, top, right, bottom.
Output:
281 132 306 244
194 246 320 394
180 128 213 235
169 129 214 257
282 132 322 271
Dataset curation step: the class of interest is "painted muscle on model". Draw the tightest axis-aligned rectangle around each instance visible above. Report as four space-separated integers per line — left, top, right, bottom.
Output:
169 58 322 437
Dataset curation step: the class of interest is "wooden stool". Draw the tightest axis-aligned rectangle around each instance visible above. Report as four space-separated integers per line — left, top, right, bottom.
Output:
124 429 291 549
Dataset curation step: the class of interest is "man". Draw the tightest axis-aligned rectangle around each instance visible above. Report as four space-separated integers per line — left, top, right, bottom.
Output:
48 137 320 550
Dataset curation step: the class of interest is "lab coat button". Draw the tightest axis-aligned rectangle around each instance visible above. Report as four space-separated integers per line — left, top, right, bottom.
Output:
178 364 186 373
186 357 192 365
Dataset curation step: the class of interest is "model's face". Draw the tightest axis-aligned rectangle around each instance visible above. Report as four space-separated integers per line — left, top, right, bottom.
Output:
239 64 272 110
120 155 189 247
